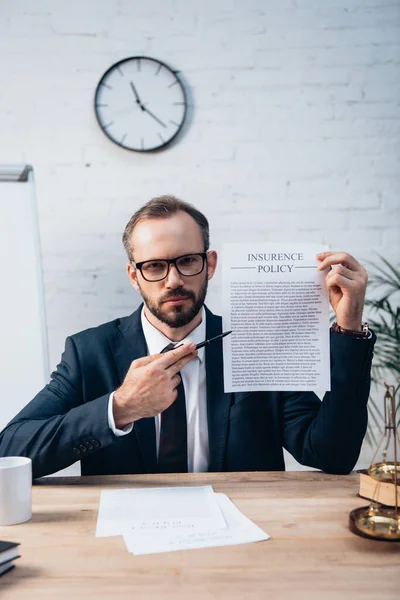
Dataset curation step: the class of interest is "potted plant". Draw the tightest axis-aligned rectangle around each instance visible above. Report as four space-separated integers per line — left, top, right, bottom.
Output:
364 257 400 447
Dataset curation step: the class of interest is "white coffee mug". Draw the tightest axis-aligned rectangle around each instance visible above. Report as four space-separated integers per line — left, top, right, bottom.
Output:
0 457 32 525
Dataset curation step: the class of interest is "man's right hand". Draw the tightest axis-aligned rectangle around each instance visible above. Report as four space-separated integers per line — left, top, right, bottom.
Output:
112 343 198 429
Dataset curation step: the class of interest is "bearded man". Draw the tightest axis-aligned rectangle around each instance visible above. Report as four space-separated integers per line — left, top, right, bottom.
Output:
0 196 374 478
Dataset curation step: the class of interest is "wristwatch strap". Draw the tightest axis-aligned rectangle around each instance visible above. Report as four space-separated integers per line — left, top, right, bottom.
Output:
331 322 370 339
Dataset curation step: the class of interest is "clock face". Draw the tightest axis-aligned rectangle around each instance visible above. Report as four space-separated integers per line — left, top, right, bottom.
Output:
94 56 187 152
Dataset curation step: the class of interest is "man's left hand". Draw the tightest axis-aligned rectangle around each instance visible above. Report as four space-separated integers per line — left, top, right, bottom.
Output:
317 251 368 331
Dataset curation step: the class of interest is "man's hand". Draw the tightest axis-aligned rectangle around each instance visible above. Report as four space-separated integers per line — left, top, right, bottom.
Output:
317 251 368 331
113 343 198 429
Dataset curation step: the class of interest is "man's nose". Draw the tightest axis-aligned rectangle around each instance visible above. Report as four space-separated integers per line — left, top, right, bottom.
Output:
165 264 184 288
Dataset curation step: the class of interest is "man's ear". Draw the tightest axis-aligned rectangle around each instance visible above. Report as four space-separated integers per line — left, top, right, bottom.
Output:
206 250 218 281
127 262 140 291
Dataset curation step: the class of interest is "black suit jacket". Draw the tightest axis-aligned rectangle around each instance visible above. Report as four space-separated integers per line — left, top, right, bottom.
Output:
0 305 375 478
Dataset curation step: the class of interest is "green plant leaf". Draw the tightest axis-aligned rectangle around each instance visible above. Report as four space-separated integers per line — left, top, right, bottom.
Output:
363 256 400 445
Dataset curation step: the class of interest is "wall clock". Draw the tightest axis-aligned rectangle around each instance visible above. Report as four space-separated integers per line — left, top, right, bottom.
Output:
94 56 188 152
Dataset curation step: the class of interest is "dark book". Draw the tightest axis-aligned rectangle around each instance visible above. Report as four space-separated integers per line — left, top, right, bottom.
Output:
0 560 17 576
0 541 20 565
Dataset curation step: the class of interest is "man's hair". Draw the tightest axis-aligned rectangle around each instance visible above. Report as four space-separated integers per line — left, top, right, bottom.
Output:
122 195 210 261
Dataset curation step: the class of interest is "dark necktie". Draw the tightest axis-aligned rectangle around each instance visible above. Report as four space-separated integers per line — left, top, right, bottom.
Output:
158 344 188 473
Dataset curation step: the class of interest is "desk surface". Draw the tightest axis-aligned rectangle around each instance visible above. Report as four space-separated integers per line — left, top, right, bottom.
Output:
0 471 399 599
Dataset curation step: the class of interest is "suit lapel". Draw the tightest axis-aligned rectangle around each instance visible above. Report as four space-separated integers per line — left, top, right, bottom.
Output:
108 304 157 474
204 307 232 472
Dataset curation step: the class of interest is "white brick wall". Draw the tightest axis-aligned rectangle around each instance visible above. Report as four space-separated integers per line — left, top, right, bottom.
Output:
0 0 399 469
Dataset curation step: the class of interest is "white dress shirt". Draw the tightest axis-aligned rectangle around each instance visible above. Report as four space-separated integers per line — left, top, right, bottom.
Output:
107 307 210 472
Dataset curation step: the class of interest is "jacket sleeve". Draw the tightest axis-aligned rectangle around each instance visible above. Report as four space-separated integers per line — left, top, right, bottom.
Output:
281 331 375 474
0 336 117 478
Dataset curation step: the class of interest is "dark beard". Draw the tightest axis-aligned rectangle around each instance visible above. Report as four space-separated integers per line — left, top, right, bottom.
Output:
139 277 208 328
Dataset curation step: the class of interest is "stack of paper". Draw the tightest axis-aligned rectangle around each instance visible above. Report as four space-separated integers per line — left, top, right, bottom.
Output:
96 485 269 555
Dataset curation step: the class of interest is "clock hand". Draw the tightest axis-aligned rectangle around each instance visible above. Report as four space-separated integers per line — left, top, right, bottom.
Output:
141 106 167 128
130 81 143 106
130 79 166 127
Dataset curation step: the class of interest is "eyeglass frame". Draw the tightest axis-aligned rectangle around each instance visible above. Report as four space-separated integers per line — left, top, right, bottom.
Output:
132 252 208 282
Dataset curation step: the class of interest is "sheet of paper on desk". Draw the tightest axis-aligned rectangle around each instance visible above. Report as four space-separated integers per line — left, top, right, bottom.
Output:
222 242 330 392
95 485 226 537
123 493 270 555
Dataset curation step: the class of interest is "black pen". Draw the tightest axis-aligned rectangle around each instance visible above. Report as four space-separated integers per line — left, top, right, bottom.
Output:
195 330 232 350
160 331 232 354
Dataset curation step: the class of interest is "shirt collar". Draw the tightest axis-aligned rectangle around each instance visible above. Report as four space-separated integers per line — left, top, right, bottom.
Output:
140 306 206 363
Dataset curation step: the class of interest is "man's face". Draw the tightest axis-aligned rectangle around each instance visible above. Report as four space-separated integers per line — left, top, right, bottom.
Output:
127 211 217 329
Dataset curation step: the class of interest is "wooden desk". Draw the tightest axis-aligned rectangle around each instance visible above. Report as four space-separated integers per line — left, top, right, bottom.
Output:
0 472 399 599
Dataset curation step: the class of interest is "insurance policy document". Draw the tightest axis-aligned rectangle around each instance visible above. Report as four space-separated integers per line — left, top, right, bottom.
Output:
222 243 330 393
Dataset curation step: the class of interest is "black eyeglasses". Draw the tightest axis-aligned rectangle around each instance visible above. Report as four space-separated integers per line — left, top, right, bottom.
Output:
133 252 207 282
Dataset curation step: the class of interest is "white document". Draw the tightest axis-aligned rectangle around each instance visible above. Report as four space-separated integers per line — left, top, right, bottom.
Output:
123 493 270 555
95 485 226 537
222 243 330 393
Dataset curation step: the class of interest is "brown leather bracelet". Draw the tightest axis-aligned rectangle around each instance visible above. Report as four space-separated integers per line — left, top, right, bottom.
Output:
331 322 369 339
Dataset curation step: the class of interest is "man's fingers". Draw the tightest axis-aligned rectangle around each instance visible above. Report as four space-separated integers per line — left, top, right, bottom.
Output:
326 272 359 291
130 342 197 371
128 343 197 386
317 251 361 272
131 353 163 369
326 264 357 281
157 342 197 369
171 374 181 389
167 352 198 375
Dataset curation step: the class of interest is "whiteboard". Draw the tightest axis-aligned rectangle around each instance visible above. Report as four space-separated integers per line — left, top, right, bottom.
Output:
0 165 49 429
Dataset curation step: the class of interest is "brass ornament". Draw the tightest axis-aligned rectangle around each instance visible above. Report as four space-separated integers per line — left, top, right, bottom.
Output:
349 383 400 541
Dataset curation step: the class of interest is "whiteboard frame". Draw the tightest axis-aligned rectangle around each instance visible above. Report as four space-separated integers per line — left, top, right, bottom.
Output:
0 165 50 416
